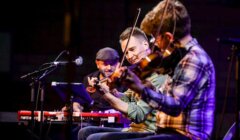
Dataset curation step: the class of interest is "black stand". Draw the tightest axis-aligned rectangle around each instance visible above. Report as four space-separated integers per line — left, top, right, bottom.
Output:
39 81 45 140
234 46 240 140
66 95 74 140
29 81 36 139
230 45 240 140
20 65 57 140
218 38 240 140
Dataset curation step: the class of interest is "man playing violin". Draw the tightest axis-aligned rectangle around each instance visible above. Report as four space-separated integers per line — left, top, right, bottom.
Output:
62 47 125 113
78 27 170 140
116 0 216 140
63 47 129 140
83 47 127 112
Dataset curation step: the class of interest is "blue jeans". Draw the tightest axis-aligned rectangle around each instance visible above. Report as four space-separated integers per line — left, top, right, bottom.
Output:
78 126 190 140
121 133 190 140
78 126 154 140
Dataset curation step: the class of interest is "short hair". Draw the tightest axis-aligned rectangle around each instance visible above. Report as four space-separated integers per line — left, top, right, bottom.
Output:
140 0 191 40
119 27 149 42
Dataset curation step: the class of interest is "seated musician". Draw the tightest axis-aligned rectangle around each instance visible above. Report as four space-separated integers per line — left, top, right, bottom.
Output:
78 27 170 140
62 47 126 113
107 0 215 140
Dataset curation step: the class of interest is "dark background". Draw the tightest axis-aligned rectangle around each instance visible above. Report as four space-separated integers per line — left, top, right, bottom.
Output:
0 0 240 139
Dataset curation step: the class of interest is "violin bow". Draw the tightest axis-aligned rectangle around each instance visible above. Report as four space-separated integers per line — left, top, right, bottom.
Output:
151 0 170 52
120 8 141 67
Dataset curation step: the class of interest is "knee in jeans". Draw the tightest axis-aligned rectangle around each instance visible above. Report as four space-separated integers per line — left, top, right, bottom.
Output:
87 133 112 140
78 126 96 140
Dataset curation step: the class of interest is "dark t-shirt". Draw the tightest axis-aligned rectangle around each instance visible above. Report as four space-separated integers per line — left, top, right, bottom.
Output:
81 71 126 112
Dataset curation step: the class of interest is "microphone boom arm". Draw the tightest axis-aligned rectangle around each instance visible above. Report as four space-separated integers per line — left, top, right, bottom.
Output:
20 65 56 79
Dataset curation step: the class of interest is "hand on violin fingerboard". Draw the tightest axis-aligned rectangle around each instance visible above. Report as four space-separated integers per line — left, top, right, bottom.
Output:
142 80 156 91
122 68 146 94
98 82 110 95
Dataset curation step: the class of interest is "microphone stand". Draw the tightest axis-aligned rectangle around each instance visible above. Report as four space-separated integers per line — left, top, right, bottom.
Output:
229 45 240 140
234 45 240 140
29 79 37 140
20 65 56 79
38 80 45 140
20 65 57 140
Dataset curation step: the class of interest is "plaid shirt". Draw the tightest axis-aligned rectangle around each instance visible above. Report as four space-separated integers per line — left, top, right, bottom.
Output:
142 38 216 140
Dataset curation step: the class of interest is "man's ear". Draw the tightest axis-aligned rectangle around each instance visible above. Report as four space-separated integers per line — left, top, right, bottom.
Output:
143 40 149 50
164 32 174 42
95 60 100 68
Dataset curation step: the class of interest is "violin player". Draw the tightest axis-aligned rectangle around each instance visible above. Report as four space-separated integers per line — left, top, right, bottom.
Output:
62 47 125 113
118 0 216 140
78 27 170 140
79 0 216 140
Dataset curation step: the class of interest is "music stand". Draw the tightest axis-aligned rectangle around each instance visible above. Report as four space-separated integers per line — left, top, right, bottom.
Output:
51 81 94 107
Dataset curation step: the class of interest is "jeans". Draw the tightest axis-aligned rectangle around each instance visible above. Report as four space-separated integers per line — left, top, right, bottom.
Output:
78 126 154 140
122 133 190 140
78 126 190 140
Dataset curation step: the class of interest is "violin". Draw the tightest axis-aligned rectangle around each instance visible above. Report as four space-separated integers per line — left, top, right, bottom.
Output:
127 42 188 79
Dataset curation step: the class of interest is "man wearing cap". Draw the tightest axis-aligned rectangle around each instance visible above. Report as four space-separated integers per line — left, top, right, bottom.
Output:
62 47 125 113
82 47 125 112
62 47 127 140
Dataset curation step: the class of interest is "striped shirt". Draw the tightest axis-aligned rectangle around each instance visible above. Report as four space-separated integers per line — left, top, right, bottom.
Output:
142 38 216 140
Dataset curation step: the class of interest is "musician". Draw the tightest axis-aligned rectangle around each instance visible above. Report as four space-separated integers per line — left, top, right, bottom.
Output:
60 47 129 140
84 47 127 112
62 47 126 112
78 27 170 140
82 47 127 112
115 0 215 140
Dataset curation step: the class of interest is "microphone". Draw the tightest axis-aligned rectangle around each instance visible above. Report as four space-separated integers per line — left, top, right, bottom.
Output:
52 56 83 66
217 37 240 46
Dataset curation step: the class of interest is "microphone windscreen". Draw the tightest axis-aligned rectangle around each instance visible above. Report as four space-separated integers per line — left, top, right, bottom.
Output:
75 56 83 66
